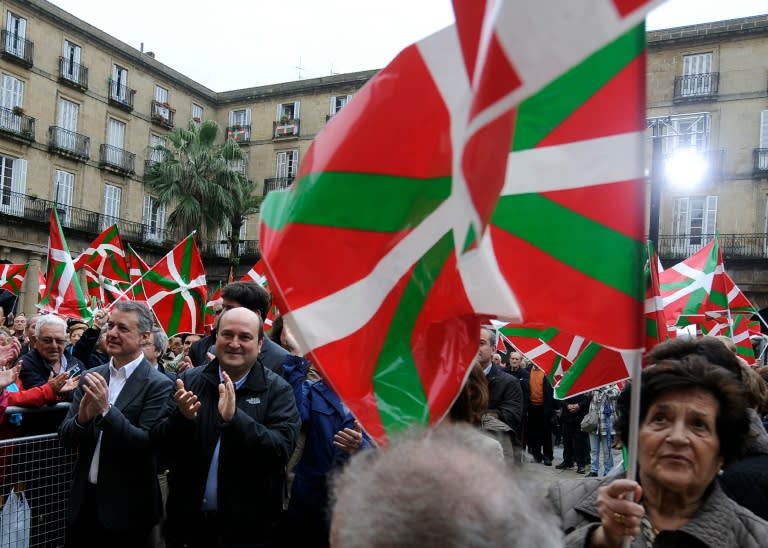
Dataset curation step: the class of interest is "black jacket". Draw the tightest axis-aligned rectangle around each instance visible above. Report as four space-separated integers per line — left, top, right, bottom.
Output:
560 394 589 425
19 348 84 389
154 358 300 546
486 363 523 436
58 359 174 532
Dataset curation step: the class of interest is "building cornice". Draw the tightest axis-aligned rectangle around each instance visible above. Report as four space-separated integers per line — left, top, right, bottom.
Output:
648 13 768 48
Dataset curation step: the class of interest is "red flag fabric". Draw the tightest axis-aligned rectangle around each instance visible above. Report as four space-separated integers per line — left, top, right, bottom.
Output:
645 241 669 351
126 244 150 302
0 263 28 295
141 234 207 336
38 208 92 320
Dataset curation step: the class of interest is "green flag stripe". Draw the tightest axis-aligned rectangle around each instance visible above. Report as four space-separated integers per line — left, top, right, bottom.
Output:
547 356 561 385
261 172 451 232
512 24 646 151
554 342 601 398
493 194 644 300
499 327 544 338
646 318 659 338
660 279 695 291
373 231 454 436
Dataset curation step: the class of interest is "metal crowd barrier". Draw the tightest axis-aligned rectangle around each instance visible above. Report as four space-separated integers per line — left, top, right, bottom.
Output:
0 404 75 548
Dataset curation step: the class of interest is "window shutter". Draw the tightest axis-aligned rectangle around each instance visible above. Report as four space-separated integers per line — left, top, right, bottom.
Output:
672 197 689 237
10 158 26 196
289 150 298 176
54 170 73 207
760 111 768 149
245 108 252 125
143 194 152 224
276 104 282 121
293 101 300 119
276 152 287 178
329 96 336 116
703 196 718 235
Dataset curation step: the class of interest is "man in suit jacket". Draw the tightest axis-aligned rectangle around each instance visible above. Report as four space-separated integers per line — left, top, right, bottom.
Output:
479 327 523 438
59 301 174 548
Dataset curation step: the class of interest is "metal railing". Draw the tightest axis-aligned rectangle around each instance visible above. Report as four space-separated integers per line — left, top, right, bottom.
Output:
225 125 251 144
0 30 34 67
58 57 88 90
673 72 719 102
0 190 258 259
658 233 768 261
48 126 90 160
272 119 300 139
0 106 34 142
108 80 135 111
263 177 294 196
99 144 136 174
753 148 768 176
150 100 174 129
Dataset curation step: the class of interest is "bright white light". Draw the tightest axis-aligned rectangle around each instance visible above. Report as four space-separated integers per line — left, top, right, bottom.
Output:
665 149 708 188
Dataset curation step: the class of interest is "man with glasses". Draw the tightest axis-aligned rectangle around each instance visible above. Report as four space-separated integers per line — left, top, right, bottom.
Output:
19 315 83 390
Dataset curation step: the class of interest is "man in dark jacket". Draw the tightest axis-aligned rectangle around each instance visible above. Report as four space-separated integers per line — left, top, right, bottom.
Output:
555 394 589 473
155 307 300 547
188 281 289 372
479 328 523 438
19 315 84 390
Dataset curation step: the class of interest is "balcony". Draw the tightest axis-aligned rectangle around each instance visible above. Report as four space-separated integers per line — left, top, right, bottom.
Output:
108 80 136 112
225 125 251 144
0 31 33 68
150 100 175 129
754 149 768 177
272 119 300 140
263 177 294 196
48 127 89 161
658 233 768 261
99 144 135 175
58 57 88 91
0 107 34 143
673 72 719 103
200 239 260 259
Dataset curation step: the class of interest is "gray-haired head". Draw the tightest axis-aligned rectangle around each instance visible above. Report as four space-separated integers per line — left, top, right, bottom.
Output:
330 424 562 548
34 315 68 337
113 301 154 334
150 326 168 354
481 326 497 349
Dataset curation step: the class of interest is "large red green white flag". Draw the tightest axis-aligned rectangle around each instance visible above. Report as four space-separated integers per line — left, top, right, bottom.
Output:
74 224 132 304
259 1 656 444
701 314 757 365
0 263 28 295
141 234 207 336
38 208 92 321
660 239 756 326
83 266 133 305
499 324 570 385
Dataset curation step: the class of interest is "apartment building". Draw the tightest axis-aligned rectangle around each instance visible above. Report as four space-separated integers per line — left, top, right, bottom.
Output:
0 0 373 314
646 14 768 314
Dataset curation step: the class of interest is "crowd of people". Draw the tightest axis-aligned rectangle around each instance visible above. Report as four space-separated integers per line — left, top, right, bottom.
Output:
0 289 768 547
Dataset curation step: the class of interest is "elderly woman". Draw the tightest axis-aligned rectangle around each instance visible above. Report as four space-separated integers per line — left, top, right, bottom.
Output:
547 343 768 547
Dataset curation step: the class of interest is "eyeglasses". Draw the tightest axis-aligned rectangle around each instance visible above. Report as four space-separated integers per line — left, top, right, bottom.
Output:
38 337 67 346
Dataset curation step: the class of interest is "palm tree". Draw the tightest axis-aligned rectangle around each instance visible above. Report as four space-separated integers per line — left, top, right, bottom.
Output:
144 120 247 242
225 176 262 279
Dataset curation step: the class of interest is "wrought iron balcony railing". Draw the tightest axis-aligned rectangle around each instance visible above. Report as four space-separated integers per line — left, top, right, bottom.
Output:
58 58 88 90
48 126 89 161
658 233 768 261
99 144 136 174
272 119 300 139
108 80 136 111
0 107 34 142
225 125 251 144
0 190 259 259
263 177 294 196
0 30 33 67
673 72 719 103
753 148 768 176
150 100 174 129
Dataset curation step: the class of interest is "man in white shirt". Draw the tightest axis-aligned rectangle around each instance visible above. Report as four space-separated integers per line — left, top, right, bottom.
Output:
59 301 174 548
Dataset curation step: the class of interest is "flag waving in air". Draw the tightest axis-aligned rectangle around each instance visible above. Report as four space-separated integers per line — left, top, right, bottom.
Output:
259 1 657 444
141 234 207 336
38 208 92 321
126 244 151 302
0 263 28 295
74 224 132 304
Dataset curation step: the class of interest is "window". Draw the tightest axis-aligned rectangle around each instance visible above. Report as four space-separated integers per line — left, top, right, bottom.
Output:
0 154 26 215
329 95 352 117
276 101 300 122
107 118 125 148
759 111 768 171
55 98 79 152
103 184 121 230
148 134 164 164
111 65 129 103
681 53 712 97
229 108 250 127
228 158 246 174
191 103 203 123
228 109 251 141
652 113 710 154
0 74 23 133
62 40 81 81
276 150 298 179
5 13 26 58
153 85 170 121
216 220 247 257
672 196 717 251
54 169 74 226
143 194 167 242
154 85 168 104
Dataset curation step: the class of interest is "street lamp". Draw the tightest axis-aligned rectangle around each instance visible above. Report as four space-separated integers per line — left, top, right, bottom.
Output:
665 148 708 189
